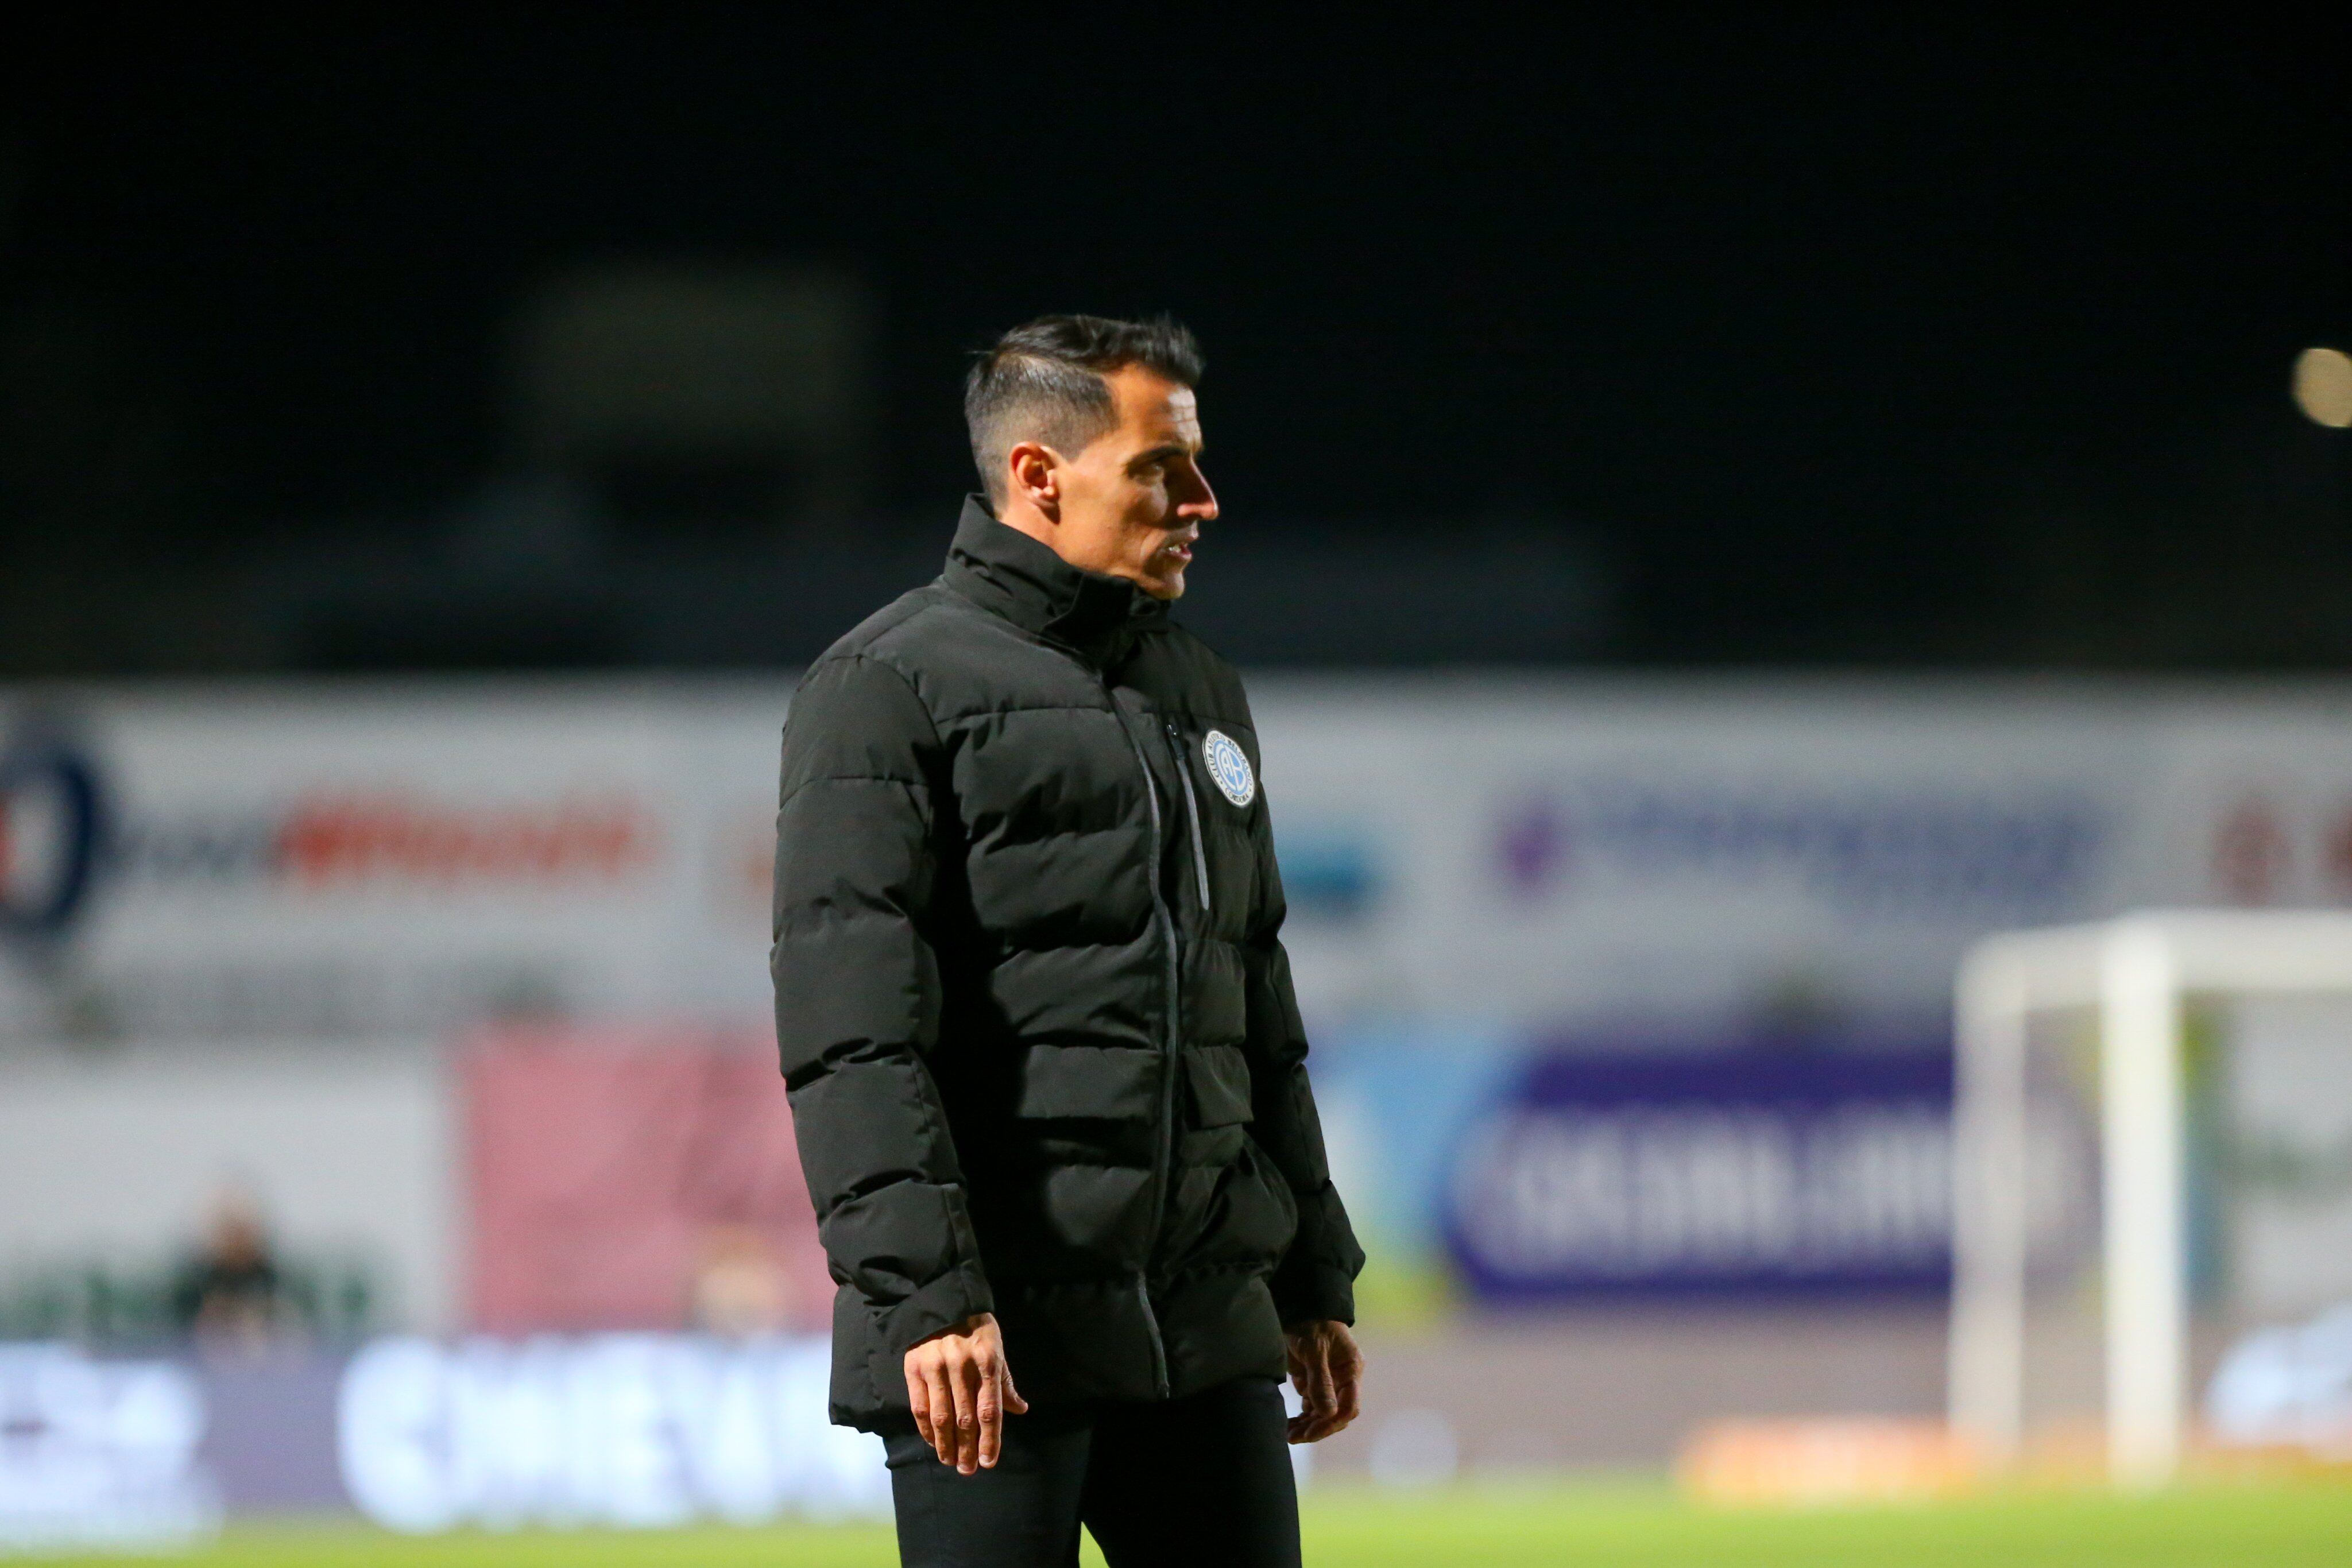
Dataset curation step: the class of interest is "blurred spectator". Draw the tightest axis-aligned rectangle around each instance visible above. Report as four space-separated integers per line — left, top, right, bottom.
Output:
171 1188 289 1353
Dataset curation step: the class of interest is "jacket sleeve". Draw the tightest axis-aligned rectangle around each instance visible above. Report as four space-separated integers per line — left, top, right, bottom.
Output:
1240 741 1367 1327
772 652 992 1357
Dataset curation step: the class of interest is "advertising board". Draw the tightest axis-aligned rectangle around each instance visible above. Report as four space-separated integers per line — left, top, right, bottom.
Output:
12 678 2352 1048
0 1336 884 1547
0 686 784 1044
0 1344 216 1551
1247 680 2343 1036
1444 1050 1952 1299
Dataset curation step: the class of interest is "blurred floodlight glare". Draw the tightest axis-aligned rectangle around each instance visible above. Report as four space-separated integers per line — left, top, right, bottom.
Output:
2292 346 2352 428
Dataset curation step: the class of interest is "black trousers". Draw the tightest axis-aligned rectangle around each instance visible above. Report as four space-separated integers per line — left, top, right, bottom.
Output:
883 1375 1301 1568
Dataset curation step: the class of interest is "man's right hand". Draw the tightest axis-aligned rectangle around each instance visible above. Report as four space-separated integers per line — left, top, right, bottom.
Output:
904 1312 1027 1474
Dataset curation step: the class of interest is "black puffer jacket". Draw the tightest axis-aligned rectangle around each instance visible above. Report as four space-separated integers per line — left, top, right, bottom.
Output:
772 498 1362 1429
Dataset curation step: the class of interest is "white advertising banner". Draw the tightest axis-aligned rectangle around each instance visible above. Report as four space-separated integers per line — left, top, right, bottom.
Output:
0 684 786 1043
7 678 2352 1046
1255 679 2352 1036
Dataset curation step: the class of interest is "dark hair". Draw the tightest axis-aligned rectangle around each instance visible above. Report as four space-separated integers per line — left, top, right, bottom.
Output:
964 314 1204 505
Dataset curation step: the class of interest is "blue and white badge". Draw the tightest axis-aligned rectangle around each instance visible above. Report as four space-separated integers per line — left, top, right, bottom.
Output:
1202 730 1255 808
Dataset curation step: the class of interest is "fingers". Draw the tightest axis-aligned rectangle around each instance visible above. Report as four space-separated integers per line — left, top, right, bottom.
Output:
1286 1330 1319 1443
945 1344 981 1474
904 1317 1025 1476
1287 1334 1334 1444
1329 1334 1363 1434
906 1356 935 1454
972 1341 1026 1466
925 1358 957 1466
975 1345 1003 1472
1306 1335 1337 1420
1284 1325 1363 1445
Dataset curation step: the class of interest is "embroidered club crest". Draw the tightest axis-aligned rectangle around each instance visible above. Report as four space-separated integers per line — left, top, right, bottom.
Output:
1202 730 1255 808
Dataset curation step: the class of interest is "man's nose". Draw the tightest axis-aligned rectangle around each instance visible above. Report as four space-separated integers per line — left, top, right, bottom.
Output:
1178 466 1219 522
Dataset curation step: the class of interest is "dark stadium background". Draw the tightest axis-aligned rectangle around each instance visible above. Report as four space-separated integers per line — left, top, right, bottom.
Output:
4 15 2348 675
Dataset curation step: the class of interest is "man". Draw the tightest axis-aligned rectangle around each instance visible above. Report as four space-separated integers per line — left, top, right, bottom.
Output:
772 315 1364 1567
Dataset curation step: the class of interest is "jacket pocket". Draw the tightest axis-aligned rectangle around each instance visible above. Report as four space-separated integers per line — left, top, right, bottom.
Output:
1224 1136 1298 1264
1183 1044 1254 1128
1015 1044 1159 1120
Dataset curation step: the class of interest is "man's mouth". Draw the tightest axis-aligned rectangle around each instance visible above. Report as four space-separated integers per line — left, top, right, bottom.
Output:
1159 540 1193 566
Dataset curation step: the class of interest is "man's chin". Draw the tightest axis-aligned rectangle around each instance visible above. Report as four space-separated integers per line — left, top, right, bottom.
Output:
1104 558 1185 600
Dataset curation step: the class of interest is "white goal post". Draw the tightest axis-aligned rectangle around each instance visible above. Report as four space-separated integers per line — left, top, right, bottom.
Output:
1948 909 2352 1486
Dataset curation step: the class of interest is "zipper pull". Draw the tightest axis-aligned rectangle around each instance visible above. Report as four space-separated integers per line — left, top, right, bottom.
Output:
1163 721 1213 914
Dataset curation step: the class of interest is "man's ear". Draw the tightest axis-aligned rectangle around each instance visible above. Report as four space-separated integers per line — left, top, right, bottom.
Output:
1006 442 1060 520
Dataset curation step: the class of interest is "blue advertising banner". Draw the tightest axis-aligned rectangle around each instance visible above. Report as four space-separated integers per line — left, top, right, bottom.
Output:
0 1335 888 1548
1443 1050 1953 1300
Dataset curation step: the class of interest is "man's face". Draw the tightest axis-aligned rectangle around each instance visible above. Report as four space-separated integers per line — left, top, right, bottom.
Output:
1045 366 1218 600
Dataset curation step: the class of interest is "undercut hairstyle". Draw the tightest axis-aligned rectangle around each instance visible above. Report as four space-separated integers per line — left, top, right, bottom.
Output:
964 314 1205 506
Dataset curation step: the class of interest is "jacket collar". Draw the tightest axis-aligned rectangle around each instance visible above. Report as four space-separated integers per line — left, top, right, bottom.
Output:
942 495 1166 661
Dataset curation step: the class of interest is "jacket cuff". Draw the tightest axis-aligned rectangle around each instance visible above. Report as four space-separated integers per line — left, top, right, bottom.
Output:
1271 1180 1365 1326
879 1261 996 1358
1271 1269 1356 1328
1270 1244 1359 1327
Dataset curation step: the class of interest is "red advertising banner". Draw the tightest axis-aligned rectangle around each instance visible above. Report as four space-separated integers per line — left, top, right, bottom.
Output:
463 1028 834 1334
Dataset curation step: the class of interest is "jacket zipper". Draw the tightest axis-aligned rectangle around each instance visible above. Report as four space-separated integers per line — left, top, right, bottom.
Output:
1104 680 1178 1399
1166 722 1213 916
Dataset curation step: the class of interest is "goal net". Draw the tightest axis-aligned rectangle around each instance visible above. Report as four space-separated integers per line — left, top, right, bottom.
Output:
1948 911 2352 1484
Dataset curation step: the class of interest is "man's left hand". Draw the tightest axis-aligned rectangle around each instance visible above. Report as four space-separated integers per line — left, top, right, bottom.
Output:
1283 1319 1363 1443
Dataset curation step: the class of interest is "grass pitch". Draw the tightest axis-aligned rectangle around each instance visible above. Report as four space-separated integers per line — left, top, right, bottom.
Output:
20 1481 2352 1566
